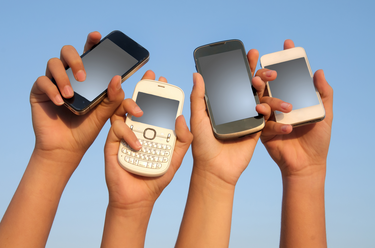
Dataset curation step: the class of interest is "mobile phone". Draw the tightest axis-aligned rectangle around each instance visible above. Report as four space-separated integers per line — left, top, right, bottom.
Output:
57 30 149 115
194 39 264 139
117 79 184 177
260 47 325 127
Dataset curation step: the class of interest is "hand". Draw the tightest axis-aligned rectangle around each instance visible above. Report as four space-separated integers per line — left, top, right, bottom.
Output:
175 50 289 248
0 31 125 248
255 40 332 248
101 71 192 248
191 48 283 186
258 39 334 177
104 70 193 210
30 31 124 171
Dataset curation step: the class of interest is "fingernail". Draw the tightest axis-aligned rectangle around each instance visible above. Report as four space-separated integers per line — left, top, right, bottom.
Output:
264 70 274 77
55 94 64 105
135 140 142 149
64 85 74 97
193 73 197 85
75 70 86 82
281 125 289 133
281 102 291 111
116 78 122 90
134 105 142 113
256 104 265 111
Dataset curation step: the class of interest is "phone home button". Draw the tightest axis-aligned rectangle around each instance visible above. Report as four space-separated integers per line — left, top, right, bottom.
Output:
143 128 156 140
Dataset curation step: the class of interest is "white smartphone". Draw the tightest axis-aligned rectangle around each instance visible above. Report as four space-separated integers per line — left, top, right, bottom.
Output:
260 47 325 127
117 79 184 177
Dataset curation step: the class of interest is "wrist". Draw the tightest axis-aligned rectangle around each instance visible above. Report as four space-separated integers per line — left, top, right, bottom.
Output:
281 167 326 194
280 161 327 181
31 148 83 177
106 203 153 220
101 204 153 248
191 162 236 194
107 199 155 215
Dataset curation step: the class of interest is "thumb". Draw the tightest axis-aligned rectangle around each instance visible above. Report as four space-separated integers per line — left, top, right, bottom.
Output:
314 70 333 125
190 73 208 128
93 75 125 123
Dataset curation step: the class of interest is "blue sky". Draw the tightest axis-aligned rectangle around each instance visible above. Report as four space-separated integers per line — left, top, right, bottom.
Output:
1 0 374 247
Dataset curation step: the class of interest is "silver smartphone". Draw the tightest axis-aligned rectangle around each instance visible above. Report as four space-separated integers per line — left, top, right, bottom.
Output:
260 47 325 127
194 39 264 139
117 80 184 177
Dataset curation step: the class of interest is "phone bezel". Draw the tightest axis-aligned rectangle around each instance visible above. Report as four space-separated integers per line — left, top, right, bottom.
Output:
194 39 264 139
119 79 184 177
60 30 150 115
260 47 325 126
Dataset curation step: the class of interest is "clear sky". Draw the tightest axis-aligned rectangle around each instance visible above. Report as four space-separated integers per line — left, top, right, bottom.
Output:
1 0 374 247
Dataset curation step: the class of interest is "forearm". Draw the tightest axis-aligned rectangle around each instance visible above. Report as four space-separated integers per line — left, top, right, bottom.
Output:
176 165 236 248
101 204 153 248
0 150 79 248
280 169 327 248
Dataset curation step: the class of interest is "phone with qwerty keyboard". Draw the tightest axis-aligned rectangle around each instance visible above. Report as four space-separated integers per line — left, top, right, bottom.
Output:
117 79 184 177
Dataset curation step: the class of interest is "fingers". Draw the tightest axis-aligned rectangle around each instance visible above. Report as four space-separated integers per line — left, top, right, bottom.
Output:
284 39 295 50
261 96 292 114
60 45 86 82
255 69 277 84
45 58 74 98
255 103 272 121
110 98 143 124
252 75 270 99
31 76 64 105
83 31 102 53
190 73 208 128
139 70 168 83
45 44 87 99
314 70 333 123
109 119 141 151
262 121 293 138
170 115 193 171
158 76 168 83
93 75 125 123
141 70 156 80
247 49 259 77
259 97 293 140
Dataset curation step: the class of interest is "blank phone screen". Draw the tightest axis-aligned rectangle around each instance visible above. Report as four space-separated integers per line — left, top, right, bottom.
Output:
198 49 258 126
66 38 138 101
265 58 319 110
132 92 179 130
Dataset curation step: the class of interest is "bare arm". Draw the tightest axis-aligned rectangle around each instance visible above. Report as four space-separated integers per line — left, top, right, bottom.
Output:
176 49 290 247
259 40 333 248
0 32 124 248
101 72 193 248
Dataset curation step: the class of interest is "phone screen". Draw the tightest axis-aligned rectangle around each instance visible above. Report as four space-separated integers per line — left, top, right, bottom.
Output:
66 38 138 101
198 49 258 126
265 57 319 110
132 92 179 130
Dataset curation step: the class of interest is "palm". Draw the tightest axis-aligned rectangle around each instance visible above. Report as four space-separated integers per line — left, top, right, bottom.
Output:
31 96 100 155
262 119 331 175
104 135 179 208
191 105 260 185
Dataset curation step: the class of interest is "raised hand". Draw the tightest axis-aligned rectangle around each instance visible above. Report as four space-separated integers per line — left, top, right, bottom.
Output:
257 39 333 248
101 70 193 248
0 31 125 248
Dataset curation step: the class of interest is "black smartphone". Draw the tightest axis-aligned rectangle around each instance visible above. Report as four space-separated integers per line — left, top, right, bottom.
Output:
56 30 149 115
194 39 264 139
